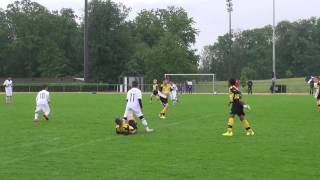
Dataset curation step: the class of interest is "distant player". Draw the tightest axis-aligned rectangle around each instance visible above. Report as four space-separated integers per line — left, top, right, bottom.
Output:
247 80 253 95
158 79 171 119
115 114 138 135
150 79 159 103
123 81 154 132
170 81 178 106
34 85 50 122
314 77 320 112
222 78 255 136
3 77 13 104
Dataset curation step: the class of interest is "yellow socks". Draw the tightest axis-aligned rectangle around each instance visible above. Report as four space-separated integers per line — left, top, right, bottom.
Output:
227 117 234 132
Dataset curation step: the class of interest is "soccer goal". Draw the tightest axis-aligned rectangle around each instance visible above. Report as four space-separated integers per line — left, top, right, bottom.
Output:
164 74 216 94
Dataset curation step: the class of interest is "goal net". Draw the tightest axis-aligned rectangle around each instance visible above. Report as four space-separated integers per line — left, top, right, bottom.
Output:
164 74 216 94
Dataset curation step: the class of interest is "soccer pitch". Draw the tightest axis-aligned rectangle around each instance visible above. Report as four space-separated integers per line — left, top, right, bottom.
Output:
0 93 319 179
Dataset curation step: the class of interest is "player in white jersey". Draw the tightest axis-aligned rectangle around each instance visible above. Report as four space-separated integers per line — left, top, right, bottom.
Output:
34 85 50 122
123 81 154 132
170 81 178 106
3 77 13 104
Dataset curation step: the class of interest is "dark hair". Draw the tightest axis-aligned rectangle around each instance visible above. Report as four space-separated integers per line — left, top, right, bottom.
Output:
42 84 48 90
229 78 236 86
115 118 123 125
132 81 138 87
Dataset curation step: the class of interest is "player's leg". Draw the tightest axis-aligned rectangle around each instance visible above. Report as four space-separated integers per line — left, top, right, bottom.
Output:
5 88 9 104
43 104 50 121
317 99 320 112
239 114 254 136
8 90 13 103
222 113 235 136
134 110 154 132
159 97 168 119
171 93 177 106
34 105 42 122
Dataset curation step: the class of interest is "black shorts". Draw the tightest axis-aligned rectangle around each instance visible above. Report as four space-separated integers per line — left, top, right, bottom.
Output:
153 90 158 96
230 101 245 116
160 96 168 106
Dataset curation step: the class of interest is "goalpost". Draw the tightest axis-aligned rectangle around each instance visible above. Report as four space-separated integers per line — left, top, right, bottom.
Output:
164 74 216 94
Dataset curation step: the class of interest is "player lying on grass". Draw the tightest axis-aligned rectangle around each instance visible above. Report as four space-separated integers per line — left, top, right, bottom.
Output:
123 81 154 132
3 77 13 104
115 115 138 135
222 78 255 137
34 84 50 122
158 79 171 119
314 77 320 112
150 79 159 103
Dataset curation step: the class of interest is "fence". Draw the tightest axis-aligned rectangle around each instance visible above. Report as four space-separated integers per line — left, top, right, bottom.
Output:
5 78 312 94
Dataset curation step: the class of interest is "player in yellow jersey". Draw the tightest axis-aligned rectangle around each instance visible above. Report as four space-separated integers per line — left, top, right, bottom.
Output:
158 79 172 119
150 79 159 103
222 78 255 137
115 114 138 135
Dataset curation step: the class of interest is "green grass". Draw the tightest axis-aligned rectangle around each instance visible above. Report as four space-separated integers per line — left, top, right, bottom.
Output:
0 93 319 179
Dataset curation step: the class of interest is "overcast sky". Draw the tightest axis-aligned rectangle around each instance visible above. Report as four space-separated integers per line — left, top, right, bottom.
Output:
1 0 320 52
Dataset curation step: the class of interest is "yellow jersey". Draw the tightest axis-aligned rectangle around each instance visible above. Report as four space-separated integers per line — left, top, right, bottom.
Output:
152 83 159 91
160 84 171 96
229 85 241 103
116 123 137 135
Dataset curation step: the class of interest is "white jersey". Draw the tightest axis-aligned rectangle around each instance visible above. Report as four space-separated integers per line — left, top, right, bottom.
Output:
36 90 50 105
170 84 178 100
171 84 178 93
124 87 143 118
3 80 13 88
126 88 142 109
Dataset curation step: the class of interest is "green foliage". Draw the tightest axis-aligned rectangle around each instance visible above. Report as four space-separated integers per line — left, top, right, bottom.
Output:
0 0 82 78
202 18 320 80
239 69 248 88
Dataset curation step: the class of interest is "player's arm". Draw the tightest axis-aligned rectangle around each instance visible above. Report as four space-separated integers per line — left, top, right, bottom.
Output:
47 93 51 104
138 91 143 110
159 85 163 92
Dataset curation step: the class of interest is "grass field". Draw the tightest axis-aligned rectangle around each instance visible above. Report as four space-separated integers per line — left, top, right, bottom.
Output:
0 93 319 179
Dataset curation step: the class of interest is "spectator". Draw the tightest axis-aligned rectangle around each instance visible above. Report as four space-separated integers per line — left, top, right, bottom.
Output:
187 80 193 94
247 80 253 94
308 76 315 95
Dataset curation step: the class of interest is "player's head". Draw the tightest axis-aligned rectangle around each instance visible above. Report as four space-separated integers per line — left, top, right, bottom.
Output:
42 84 48 90
229 78 236 86
153 79 157 84
132 81 138 87
115 118 124 126
8 77 11 80
163 79 169 84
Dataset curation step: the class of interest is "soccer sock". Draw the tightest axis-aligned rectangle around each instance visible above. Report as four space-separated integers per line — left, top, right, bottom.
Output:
227 117 234 132
34 113 39 120
242 119 253 132
161 106 168 115
140 117 148 128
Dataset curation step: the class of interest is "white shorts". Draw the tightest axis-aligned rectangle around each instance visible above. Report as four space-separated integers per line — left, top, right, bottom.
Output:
5 87 12 96
35 104 50 115
123 106 143 118
170 92 177 100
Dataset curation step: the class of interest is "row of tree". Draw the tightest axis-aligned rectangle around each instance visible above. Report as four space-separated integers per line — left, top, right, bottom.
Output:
200 18 320 80
0 0 199 83
1 0 320 83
